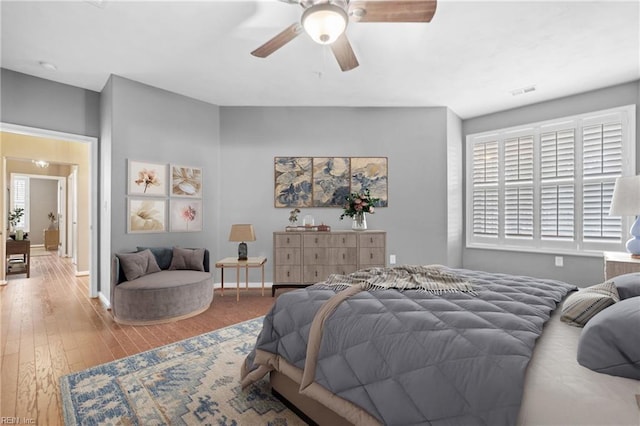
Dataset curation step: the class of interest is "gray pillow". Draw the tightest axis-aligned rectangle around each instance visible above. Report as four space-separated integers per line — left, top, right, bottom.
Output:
577 297 640 379
560 281 620 327
610 272 640 299
137 246 173 270
116 249 161 281
168 247 205 271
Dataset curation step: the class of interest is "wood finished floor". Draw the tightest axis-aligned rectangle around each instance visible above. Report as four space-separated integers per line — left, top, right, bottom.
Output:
0 252 278 425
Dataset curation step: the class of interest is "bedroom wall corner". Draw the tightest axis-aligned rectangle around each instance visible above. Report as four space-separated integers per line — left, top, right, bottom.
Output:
446 108 463 268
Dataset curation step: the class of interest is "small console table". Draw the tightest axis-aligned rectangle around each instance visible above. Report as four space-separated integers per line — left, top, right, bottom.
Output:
6 238 31 278
214 256 267 302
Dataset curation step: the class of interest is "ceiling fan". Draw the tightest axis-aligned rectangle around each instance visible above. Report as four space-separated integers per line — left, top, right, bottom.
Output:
251 0 437 72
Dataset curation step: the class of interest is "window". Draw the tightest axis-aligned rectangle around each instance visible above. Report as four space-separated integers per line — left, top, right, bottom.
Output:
466 105 635 254
10 175 30 232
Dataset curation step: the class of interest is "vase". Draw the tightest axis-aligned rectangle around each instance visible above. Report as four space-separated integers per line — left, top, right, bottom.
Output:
352 212 367 231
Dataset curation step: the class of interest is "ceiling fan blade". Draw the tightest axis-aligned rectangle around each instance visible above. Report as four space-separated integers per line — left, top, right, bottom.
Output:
349 0 437 23
330 34 359 72
251 23 303 58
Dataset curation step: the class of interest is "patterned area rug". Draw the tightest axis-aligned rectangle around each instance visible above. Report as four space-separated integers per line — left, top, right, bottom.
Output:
60 317 305 425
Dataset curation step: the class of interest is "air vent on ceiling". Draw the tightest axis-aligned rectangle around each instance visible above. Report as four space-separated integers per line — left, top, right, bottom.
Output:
510 85 537 96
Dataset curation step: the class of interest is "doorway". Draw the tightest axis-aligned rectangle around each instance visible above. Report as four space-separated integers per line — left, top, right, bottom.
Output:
0 123 102 300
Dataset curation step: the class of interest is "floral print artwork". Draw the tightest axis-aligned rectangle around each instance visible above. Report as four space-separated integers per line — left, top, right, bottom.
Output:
129 161 167 196
171 165 202 197
274 157 312 208
170 199 203 232
129 199 166 232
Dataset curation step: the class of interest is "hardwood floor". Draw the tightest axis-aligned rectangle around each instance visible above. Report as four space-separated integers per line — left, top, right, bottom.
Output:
0 252 278 425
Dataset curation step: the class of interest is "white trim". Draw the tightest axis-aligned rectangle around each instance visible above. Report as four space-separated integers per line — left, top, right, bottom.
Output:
214 282 273 290
466 243 607 258
1 122 100 298
0 280 7 286
98 291 111 309
75 270 90 277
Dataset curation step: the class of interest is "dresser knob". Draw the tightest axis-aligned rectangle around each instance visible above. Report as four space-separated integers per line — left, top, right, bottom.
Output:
315 237 318 244
315 271 318 277
287 253 290 260
287 271 290 277
370 237 373 243
315 253 318 259
342 253 345 260
287 237 290 244
370 253 373 259
342 238 345 244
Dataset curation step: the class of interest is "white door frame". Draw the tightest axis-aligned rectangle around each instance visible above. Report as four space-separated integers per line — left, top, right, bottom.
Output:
0 123 104 299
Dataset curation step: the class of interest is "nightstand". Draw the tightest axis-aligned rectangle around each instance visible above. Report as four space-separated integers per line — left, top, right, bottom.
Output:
603 251 640 280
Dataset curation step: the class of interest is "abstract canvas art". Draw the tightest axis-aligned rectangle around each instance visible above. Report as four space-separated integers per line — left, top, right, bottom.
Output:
274 157 312 208
350 157 388 207
170 199 203 232
128 198 166 233
312 157 350 207
275 157 388 208
128 160 167 196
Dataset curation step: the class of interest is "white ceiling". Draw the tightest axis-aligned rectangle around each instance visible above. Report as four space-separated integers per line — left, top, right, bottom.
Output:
1 0 639 119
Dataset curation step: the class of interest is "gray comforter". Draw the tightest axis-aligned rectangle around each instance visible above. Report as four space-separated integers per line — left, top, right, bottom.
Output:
242 267 576 425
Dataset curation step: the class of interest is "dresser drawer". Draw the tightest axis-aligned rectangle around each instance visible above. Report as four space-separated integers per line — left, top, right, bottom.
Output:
359 247 385 266
303 234 331 248
304 265 329 283
275 234 301 248
332 264 358 276
303 248 328 264
275 265 301 283
275 248 300 265
328 247 357 265
359 233 385 248
329 234 357 247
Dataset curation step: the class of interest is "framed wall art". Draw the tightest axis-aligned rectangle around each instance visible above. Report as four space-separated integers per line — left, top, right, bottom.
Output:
274 157 312 208
312 157 350 207
169 199 203 232
128 160 167 196
128 198 166 233
274 156 388 208
350 157 388 207
171 164 202 197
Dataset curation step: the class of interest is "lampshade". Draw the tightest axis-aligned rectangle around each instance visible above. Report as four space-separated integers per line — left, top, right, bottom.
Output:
228 224 256 242
301 4 348 45
609 175 640 216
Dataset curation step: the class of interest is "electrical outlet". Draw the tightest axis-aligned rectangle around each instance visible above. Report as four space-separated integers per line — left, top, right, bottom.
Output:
389 254 397 265
555 256 563 267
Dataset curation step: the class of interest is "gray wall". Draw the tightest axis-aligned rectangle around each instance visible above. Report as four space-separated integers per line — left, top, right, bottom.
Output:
103 76 220 302
29 178 58 244
462 80 640 286
1 68 100 137
219 106 462 282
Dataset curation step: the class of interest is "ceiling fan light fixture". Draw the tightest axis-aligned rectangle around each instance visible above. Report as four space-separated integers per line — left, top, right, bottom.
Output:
301 4 347 45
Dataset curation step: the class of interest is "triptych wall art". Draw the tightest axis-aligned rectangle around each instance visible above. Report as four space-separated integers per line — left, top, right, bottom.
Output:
274 157 388 208
127 160 203 233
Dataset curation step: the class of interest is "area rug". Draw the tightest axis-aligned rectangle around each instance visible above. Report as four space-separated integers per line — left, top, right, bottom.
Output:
60 317 305 425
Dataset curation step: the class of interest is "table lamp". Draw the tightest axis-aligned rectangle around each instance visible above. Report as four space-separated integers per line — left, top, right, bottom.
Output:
609 175 640 258
229 224 256 261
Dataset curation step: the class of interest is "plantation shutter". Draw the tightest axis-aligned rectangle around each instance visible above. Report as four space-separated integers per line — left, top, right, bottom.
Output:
472 141 499 236
582 122 623 241
540 129 575 239
12 176 28 229
504 136 533 237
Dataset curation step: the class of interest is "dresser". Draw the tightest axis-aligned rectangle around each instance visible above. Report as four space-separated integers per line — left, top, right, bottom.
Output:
603 251 640 280
272 230 386 296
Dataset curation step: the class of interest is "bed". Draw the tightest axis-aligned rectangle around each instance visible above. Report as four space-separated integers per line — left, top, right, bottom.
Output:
241 266 640 425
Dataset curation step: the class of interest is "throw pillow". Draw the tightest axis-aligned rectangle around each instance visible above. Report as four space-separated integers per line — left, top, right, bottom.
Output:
577 297 640 379
116 249 161 281
610 272 640 299
560 281 620 327
168 247 205 271
137 246 173 270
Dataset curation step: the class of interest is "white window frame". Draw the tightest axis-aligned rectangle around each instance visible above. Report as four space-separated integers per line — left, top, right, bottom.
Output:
466 105 636 256
10 174 30 232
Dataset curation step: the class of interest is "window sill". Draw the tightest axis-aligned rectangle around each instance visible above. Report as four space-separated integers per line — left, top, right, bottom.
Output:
465 243 607 258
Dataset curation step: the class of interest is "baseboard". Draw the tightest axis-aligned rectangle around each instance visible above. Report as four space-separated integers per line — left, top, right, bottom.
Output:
75 270 90 277
214 281 273 289
0 280 7 286
98 291 111 309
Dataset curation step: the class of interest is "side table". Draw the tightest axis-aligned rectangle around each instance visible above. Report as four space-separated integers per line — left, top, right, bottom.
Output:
603 251 640 280
215 256 267 302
